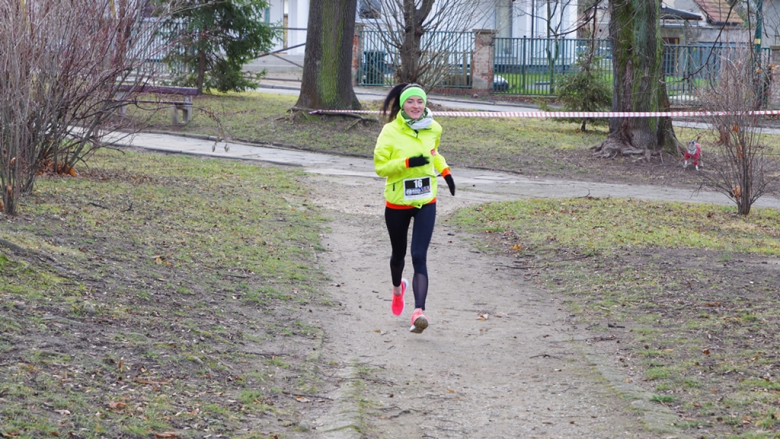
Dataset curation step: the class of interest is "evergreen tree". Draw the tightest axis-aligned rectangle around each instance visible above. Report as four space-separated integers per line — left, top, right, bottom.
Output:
557 46 611 131
160 0 279 93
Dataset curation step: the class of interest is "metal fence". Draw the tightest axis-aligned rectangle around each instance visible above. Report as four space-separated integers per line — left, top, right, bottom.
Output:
663 44 771 103
493 38 773 100
356 32 774 104
357 30 473 88
132 20 192 80
493 37 612 95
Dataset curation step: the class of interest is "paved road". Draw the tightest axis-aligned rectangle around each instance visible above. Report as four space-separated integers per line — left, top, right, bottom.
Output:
109 131 780 209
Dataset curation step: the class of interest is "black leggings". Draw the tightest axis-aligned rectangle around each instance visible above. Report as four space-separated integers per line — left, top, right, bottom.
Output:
385 203 436 310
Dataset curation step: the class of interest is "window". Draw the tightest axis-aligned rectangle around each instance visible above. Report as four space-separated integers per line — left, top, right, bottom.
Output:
358 0 380 20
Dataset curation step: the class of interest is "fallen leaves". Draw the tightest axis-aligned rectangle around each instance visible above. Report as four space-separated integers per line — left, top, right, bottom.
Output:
134 376 171 388
108 401 127 411
153 432 179 438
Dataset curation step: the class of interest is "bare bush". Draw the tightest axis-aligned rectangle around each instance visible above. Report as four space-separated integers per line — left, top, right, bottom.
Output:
0 0 174 215
696 48 780 215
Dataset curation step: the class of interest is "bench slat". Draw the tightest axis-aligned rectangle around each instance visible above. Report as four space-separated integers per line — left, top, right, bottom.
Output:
117 84 199 95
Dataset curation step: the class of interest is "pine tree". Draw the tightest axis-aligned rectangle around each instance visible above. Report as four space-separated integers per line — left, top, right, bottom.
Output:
160 0 279 93
557 46 611 131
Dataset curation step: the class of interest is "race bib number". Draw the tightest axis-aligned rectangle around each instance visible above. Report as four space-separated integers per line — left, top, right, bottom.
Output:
403 177 432 200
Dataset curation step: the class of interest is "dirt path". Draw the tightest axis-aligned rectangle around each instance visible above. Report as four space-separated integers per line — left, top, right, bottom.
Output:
303 175 684 439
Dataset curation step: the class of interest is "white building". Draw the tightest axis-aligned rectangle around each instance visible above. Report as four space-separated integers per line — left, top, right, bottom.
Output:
267 0 580 56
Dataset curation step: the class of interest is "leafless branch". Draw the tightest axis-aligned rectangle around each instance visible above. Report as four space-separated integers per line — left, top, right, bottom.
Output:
0 0 180 215
695 47 780 215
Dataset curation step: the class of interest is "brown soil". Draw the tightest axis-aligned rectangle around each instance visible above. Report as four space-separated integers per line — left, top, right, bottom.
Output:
303 175 678 438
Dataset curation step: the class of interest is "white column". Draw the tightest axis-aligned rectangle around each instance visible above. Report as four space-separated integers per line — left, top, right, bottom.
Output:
288 0 309 56
268 0 286 51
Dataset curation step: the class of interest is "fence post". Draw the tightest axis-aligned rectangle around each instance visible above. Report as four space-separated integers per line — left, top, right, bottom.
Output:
352 23 364 87
472 29 497 92
769 46 780 108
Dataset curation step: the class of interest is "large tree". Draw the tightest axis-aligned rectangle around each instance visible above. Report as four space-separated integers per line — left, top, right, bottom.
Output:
295 0 360 110
594 0 677 157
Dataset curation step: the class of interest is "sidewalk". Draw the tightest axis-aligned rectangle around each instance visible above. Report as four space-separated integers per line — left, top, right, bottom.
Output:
114 130 780 209
110 60 780 210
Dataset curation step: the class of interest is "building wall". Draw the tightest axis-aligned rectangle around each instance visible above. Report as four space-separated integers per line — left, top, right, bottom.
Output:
286 0 308 55
510 0 579 38
272 0 577 57
762 0 780 46
267 0 287 52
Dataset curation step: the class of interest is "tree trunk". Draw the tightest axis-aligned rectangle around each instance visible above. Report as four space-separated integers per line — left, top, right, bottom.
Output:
397 15 421 83
395 0 434 84
295 0 360 110
595 0 677 157
197 32 207 94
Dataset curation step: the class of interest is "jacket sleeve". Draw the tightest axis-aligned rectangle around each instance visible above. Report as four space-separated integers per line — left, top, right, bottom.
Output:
432 136 450 175
374 126 407 178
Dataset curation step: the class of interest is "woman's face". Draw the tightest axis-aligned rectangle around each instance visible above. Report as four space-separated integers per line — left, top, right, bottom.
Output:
402 96 425 119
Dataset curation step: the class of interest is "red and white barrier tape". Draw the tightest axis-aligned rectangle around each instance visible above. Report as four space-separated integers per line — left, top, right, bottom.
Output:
309 109 780 118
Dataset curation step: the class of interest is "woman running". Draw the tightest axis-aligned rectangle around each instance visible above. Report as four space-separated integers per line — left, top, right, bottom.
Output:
373 83 455 334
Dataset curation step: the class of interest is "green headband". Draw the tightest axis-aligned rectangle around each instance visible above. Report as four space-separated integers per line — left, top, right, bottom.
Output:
400 85 426 106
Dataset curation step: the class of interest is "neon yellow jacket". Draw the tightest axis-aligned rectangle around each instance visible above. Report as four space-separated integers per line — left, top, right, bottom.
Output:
374 112 450 209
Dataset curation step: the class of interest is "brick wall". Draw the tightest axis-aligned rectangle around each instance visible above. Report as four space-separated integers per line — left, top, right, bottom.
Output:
472 30 497 90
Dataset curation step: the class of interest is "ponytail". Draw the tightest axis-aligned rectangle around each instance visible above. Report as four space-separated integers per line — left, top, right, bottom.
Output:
381 83 409 122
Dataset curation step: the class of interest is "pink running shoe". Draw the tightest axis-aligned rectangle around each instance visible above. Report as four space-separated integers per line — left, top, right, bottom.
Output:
391 278 407 316
410 308 428 333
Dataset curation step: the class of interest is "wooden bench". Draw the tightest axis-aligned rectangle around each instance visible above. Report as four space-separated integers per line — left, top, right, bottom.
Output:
116 85 199 125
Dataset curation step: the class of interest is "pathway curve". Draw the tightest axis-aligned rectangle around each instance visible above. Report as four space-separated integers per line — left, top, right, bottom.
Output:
116 131 780 210
116 132 779 438
306 176 677 438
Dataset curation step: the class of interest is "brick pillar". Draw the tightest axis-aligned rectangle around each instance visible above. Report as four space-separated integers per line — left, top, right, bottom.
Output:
472 29 497 91
352 23 364 87
769 46 780 109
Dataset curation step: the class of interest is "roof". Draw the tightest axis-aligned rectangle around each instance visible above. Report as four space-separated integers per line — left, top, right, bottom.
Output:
692 0 744 26
660 6 703 21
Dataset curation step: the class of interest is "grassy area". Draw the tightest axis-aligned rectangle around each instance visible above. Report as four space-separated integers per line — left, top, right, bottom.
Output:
0 149 329 438
129 91 780 188
128 92 614 178
451 198 780 438
6 90 780 438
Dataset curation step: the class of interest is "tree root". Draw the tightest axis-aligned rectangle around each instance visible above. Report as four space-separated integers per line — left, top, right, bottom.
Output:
592 136 647 158
292 107 376 122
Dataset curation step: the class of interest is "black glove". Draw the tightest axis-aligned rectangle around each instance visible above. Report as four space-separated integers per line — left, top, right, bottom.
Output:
407 155 429 168
444 174 455 196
